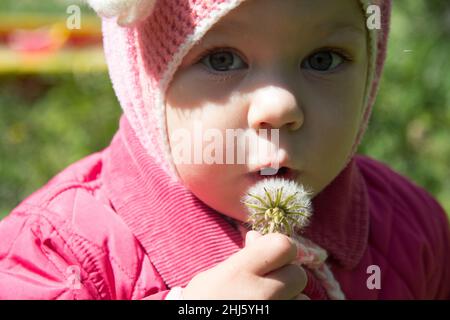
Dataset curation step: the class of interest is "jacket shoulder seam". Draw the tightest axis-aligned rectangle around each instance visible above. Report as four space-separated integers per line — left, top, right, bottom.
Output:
12 204 114 299
19 208 102 299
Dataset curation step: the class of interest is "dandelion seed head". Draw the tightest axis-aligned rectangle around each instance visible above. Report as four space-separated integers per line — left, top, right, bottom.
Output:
241 177 313 236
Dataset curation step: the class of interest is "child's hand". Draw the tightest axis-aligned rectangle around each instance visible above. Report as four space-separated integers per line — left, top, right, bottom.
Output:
182 231 308 299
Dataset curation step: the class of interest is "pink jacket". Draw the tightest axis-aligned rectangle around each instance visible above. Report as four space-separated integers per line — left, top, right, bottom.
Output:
1 116 449 300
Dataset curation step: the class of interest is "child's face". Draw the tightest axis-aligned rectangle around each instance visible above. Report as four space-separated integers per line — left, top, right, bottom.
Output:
165 0 368 222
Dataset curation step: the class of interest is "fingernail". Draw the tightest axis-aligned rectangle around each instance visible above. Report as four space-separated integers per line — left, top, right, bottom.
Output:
295 293 310 300
245 230 261 246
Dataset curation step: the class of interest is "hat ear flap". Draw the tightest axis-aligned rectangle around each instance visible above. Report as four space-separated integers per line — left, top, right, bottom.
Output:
86 0 157 26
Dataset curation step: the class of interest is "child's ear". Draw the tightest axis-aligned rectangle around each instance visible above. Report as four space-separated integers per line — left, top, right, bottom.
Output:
86 0 157 26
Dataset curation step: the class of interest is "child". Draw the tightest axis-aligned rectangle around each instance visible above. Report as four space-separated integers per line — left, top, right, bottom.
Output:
0 0 449 300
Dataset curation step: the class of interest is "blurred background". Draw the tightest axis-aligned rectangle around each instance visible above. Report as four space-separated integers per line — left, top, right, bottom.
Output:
0 0 449 220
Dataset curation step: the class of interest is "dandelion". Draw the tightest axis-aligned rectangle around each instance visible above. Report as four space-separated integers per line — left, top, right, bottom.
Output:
241 177 313 237
241 177 346 300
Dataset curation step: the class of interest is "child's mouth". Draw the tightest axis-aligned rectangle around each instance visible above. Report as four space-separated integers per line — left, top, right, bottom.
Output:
247 166 300 183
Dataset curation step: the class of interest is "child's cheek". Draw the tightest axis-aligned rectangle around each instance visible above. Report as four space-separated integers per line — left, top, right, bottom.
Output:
173 161 247 221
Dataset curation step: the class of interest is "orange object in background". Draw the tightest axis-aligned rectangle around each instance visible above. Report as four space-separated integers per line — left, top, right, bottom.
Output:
0 13 106 74
7 24 69 54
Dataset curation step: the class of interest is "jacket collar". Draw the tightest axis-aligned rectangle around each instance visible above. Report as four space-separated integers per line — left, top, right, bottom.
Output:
103 116 369 288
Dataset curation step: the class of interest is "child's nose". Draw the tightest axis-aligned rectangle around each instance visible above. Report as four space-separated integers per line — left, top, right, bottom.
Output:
247 85 304 131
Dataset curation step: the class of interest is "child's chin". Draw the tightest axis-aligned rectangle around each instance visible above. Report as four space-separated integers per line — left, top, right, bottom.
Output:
220 204 250 225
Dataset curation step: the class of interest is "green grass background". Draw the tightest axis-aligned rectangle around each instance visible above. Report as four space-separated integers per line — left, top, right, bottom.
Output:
1 0 449 219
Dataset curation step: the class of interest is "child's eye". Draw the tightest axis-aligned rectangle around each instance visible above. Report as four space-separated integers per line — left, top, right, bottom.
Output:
200 49 248 72
302 50 347 72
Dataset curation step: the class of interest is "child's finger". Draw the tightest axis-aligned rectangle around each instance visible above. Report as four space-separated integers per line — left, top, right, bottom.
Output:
294 293 310 300
260 263 307 299
228 233 297 276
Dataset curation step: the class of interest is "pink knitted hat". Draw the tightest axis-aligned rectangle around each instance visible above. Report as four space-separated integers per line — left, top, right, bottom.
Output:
91 0 392 181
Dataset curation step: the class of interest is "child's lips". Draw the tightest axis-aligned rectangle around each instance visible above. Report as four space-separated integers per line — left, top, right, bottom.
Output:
246 167 301 183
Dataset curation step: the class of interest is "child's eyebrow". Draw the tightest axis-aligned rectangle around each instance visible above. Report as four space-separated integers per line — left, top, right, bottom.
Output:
318 23 366 40
208 17 247 35
208 18 365 41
